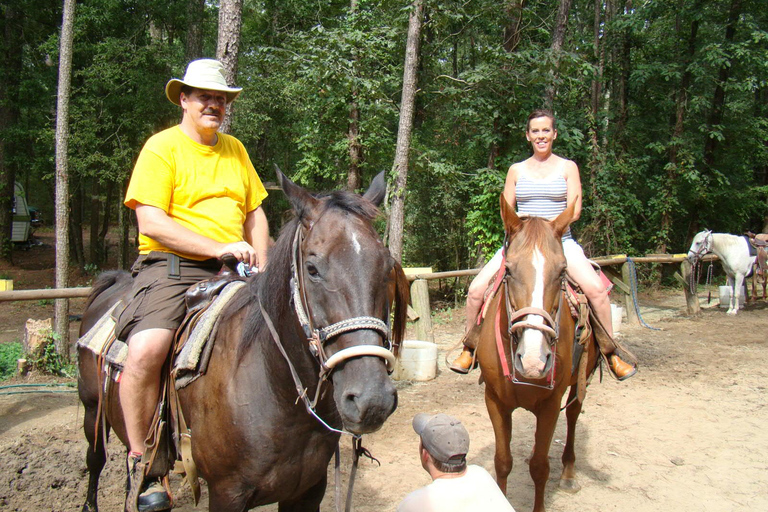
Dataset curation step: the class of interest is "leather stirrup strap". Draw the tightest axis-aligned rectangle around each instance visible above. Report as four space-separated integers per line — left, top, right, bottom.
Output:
494 288 513 380
168 378 200 504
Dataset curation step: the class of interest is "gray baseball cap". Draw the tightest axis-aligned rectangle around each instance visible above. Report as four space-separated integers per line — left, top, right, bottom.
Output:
412 413 470 464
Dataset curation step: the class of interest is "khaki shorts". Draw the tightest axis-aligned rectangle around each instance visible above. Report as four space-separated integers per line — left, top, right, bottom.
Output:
115 252 222 341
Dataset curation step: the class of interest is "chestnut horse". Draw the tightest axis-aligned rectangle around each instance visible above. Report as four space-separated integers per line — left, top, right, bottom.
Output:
476 195 599 512
77 171 408 511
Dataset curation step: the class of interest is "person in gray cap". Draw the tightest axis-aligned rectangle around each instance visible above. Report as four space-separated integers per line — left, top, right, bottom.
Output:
397 413 516 512
117 58 270 512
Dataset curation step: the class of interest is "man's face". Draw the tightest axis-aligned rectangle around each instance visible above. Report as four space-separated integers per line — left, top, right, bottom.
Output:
180 88 228 134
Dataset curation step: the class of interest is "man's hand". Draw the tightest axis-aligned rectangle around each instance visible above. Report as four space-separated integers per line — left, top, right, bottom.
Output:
217 240 259 269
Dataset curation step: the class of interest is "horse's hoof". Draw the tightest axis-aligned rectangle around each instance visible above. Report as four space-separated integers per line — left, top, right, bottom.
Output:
559 478 581 493
727 310 737 315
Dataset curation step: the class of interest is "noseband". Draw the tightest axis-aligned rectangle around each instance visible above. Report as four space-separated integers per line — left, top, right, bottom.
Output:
499 269 565 390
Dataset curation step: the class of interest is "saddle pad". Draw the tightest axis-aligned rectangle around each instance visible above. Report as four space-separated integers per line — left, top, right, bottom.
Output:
744 236 758 257
173 280 246 389
76 302 127 371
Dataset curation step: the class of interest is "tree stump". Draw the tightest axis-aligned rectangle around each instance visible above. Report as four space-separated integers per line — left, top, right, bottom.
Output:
23 318 53 357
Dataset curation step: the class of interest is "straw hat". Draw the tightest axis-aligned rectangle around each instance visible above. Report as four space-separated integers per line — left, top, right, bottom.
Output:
165 59 242 106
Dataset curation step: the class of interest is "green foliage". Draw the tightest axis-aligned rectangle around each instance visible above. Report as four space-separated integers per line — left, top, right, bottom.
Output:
0 342 24 381
29 331 75 377
3 0 768 272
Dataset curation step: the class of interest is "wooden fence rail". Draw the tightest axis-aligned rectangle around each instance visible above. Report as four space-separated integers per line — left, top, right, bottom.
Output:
0 254 720 344
405 253 719 339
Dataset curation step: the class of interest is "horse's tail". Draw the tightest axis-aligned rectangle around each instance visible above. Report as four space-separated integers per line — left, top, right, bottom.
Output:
390 262 410 358
84 270 131 310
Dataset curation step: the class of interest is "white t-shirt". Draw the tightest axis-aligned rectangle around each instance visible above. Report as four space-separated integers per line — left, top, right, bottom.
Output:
396 465 516 512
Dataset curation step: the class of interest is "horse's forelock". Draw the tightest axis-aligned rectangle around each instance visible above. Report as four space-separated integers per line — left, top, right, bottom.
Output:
317 190 380 221
509 217 556 255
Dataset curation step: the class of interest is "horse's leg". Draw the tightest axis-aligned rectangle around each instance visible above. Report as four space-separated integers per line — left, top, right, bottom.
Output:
530 404 560 512
81 403 110 512
278 476 326 512
559 386 582 493
485 390 513 494
730 273 745 315
725 275 738 315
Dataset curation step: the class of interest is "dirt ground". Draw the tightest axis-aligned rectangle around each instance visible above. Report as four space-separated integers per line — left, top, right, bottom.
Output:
1 232 767 511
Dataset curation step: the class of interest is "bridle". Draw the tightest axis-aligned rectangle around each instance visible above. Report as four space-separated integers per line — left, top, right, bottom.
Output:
690 230 713 262
494 237 565 390
258 219 396 424
290 225 395 379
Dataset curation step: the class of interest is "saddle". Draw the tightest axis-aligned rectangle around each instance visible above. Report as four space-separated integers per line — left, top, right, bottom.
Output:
746 232 768 278
77 273 246 504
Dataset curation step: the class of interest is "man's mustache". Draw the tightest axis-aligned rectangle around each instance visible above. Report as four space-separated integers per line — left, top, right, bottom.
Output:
202 108 222 116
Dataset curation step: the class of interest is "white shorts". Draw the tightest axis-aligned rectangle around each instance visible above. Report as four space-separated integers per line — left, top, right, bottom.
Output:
488 238 584 266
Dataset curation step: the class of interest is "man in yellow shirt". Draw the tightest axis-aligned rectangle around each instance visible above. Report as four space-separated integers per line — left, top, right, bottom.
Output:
116 59 270 512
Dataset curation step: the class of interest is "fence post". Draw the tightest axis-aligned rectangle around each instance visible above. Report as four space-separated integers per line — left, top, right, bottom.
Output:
410 279 434 343
620 262 640 325
680 260 701 316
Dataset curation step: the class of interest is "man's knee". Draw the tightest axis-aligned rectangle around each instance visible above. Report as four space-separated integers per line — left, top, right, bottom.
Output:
125 329 174 372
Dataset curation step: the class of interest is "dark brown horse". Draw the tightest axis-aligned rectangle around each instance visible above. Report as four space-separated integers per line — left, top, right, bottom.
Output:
476 195 599 512
77 171 408 511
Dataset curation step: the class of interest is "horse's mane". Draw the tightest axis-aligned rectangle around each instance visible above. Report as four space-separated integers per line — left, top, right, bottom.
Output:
222 189 381 355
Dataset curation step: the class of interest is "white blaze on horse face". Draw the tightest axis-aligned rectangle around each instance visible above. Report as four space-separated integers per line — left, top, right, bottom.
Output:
518 246 548 376
351 232 362 255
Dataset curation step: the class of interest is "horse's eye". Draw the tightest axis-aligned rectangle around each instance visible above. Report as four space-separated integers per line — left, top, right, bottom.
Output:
307 262 319 277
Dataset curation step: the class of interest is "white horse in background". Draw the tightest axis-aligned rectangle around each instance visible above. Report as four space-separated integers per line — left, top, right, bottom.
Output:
687 230 756 315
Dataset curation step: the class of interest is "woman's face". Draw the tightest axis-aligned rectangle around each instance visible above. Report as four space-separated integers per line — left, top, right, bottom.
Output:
526 116 557 156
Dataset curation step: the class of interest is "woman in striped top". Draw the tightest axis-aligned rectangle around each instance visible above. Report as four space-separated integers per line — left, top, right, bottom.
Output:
451 110 637 380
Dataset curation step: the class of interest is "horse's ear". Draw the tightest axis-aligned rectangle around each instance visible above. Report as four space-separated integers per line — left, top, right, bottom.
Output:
500 193 522 236
362 171 387 207
275 164 320 221
551 197 577 238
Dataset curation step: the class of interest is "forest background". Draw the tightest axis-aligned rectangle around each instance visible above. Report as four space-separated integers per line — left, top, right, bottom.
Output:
1 0 767 276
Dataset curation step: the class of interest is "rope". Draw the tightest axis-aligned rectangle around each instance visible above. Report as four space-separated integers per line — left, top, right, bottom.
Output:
706 263 714 304
626 258 661 331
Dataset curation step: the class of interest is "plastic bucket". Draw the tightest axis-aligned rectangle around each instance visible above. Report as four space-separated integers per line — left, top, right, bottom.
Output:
610 304 623 334
718 285 745 307
393 340 437 381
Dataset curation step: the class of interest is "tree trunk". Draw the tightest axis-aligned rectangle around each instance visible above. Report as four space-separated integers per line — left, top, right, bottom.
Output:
660 0 701 254
614 0 632 145
346 0 363 192
98 181 113 265
70 177 84 267
503 0 526 53
0 4 23 262
703 0 742 169
54 0 77 357
543 0 572 110
216 0 243 134
186 0 205 61
89 179 100 265
388 0 424 263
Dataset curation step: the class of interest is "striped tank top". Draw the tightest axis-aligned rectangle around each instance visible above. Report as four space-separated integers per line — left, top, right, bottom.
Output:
515 171 572 240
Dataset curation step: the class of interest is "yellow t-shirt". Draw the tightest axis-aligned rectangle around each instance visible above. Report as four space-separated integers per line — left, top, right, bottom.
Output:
125 126 268 260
